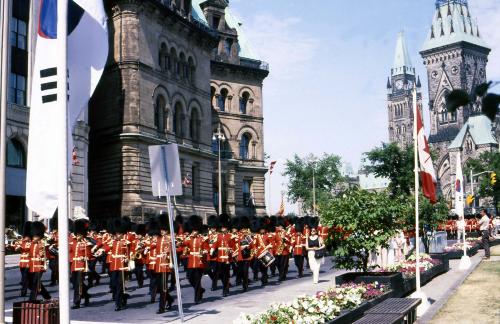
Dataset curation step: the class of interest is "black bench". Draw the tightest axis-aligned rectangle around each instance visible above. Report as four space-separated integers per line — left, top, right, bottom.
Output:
353 298 421 324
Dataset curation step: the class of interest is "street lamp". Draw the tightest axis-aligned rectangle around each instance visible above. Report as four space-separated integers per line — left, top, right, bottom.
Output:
310 159 317 217
213 124 225 215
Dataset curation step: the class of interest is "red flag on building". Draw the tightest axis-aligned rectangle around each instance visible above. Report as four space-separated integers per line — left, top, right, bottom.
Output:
269 161 277 174
416 107 437 204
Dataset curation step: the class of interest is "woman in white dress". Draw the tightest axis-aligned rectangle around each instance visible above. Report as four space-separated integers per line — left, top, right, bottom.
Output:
306 227 325 284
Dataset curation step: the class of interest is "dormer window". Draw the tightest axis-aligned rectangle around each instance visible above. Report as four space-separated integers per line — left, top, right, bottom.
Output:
224 38 233 56
213 16 221 29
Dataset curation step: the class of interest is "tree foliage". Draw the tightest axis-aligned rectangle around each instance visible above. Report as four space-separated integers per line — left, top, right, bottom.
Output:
320 188 411 272
464 151 500 211
363 143 414 197
284 153 344 213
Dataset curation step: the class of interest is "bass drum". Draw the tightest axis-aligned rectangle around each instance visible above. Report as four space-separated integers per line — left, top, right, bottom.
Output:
257 250 275 267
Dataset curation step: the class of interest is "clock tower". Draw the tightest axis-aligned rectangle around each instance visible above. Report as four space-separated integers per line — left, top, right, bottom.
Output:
387 32 422 148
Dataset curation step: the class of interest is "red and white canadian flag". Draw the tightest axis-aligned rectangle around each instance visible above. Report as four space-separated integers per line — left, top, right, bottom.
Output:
269 161 277 174
416 106 437 204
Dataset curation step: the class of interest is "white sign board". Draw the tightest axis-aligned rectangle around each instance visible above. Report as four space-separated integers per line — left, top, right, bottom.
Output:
148 144 183 197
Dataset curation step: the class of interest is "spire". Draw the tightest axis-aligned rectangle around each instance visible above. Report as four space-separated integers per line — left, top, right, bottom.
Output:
392 31 414 76
422 0 489 52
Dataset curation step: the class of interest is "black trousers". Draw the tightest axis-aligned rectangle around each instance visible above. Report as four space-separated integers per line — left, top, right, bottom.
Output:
237 260 251 291
270 259 276 276
148 269 157 301
208 261 219 289
110 271 126 308
155 272 173 311
133 263 144 287
294 255 304 277
275 255 288 281
482 230 491 258
258 261 268 285
20 267 29 295
87 259 101 286
218 263 231 294
72 271 89 306
48 259 58 284
187 268 204 303
251 259 259 280
29 272 51 301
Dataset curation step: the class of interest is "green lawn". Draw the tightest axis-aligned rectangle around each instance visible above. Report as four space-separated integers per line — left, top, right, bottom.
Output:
431 261 500 324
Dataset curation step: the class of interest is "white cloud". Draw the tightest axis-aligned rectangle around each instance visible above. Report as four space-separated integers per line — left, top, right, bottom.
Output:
233 13 320 80
469 0 500 80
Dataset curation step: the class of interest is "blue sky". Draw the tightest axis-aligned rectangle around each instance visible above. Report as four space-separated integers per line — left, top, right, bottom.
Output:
229 0 500 214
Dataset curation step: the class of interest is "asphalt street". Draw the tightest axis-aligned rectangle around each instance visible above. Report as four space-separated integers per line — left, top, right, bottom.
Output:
4 257 339 324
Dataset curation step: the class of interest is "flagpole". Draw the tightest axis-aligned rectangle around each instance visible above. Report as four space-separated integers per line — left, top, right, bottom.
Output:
411 85 429 315
0 0 12 321
268 171 272 215
57 0 71 323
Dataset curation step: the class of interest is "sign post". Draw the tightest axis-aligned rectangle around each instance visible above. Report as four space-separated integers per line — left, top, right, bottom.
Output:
149 144 184 322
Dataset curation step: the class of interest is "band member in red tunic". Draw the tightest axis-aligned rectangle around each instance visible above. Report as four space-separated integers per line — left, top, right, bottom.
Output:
214 214 235 296
69 219 93 308
236 217 254 292
10 222 32 297
274 218 291 281
183 215 208 304
291 219 306 278
206 215 219 291
28 221 51 301
253 219 273 286
145 219 159 303
103 219 131 311
131 224 147 288
154 216 174 314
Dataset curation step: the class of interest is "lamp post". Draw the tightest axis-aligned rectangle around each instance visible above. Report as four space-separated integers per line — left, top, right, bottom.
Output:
311 159 317 217
213 124 225 215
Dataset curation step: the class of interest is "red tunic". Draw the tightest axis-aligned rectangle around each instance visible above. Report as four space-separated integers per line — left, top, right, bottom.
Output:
184 235 208 269
154 235 172 273
69 237 92 272
146 236 158 271
292 232 305 256
236 231 254 262
104 238 130 271
215 232 235 263
253 233 271 257
16 239 31 269
207 231 219 262
274 230 290 256
29 241 48 273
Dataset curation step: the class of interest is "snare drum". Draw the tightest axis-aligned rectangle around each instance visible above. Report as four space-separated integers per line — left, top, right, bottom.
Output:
257 250 275 267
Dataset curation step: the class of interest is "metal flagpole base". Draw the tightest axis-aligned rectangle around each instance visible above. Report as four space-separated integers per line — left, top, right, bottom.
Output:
459 255 471 270
410 290 430 316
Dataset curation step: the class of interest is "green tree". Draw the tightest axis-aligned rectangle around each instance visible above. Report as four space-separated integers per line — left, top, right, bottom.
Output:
464 151 500 212
320 188 411 272
284 153 344 213
363 143 414 197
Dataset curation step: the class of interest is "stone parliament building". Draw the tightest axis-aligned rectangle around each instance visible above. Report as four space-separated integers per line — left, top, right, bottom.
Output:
5 0 269 228
387 0 496 204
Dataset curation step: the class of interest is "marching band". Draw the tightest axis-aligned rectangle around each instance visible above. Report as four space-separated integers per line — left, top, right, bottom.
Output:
7 215 330 315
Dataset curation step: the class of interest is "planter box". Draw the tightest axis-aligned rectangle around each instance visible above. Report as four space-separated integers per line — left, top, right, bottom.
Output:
328 291 392 324
402 261 448 296
445 245 478 259
430 252 450 271
335 272 405 298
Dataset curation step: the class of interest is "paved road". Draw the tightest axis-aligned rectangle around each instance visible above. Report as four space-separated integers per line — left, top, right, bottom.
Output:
4 257 340 324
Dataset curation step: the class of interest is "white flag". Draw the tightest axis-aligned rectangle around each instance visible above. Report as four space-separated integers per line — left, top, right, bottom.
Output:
27 0 108 218
454 152 464 218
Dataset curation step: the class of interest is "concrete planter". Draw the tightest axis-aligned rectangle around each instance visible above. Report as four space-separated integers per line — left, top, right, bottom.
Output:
335 272 405 298
328 291 392 324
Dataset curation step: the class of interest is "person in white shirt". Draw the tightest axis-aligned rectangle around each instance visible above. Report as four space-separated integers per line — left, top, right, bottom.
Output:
478 209 491 259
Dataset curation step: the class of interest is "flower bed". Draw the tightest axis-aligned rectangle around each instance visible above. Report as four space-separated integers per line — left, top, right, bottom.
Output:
235 282 390 324
381 253 440 279
444 242 478 259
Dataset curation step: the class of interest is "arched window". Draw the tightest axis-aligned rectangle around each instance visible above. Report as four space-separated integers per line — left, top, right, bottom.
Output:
190 108 200 142
240 91 249 114
440 104 448 123
188 57 195 83
179 52 186 79
210 87 216 109
154 96 165 132
169 47 177 72
240 133 251 160
218 89 228 111
7 139 26 168
402 125 406 133
224 38 233 56
173 102 184 136
159 43 168 71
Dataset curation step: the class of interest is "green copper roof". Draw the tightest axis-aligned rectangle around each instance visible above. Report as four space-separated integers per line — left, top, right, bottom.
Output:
448 115 498 149
191 0 209 25
422 1 489 52
224 9 260 60
393 31 414 76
